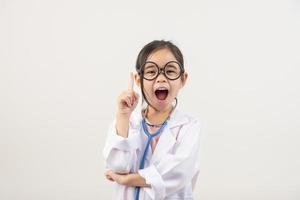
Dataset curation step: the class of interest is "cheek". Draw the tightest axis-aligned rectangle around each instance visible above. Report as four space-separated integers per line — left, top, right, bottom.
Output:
143 81 154 94
169 89 179 98
169 82 182 95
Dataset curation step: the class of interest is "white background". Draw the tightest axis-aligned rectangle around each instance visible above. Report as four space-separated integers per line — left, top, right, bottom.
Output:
1 0 300 199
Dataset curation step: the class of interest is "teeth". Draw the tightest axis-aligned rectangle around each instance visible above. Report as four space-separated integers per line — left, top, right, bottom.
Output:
156 87 168 90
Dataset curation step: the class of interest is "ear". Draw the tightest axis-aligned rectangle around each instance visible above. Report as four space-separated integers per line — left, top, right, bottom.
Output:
134 73 141 88
180 72 188 88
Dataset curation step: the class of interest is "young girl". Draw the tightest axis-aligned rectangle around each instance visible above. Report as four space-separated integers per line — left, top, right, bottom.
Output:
103 40 201 200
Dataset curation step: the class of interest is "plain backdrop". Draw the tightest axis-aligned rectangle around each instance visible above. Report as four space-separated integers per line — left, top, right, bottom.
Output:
1 0 300 199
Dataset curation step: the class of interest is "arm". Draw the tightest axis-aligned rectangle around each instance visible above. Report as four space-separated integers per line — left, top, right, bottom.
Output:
105 170 150 187
103 73 140 173
115 72 139 138
116 112 130 138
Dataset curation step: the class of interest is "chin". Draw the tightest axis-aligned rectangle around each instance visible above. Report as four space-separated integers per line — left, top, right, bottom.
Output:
153 99 172 110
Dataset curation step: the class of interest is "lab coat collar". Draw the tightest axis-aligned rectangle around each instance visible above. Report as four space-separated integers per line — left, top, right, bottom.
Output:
167 107 190 128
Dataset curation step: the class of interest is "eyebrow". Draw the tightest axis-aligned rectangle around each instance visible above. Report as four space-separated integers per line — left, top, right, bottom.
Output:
144 64 156 68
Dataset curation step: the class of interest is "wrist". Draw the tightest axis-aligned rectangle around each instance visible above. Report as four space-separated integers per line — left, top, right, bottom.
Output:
123 174 131 185
117 111 131 119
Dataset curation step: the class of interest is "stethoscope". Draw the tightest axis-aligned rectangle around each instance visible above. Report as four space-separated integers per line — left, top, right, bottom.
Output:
133 116 169 200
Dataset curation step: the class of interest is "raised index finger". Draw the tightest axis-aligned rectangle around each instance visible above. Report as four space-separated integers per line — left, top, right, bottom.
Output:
128 72 134 91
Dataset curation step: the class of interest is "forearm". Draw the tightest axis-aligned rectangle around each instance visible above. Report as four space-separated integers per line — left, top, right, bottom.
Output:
116 112 130 138
125 173 150 187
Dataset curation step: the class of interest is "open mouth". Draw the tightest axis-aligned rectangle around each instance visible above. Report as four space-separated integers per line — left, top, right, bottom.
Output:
155 88 169 101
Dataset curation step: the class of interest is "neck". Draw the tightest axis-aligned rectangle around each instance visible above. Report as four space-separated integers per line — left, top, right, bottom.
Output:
145 105 173 125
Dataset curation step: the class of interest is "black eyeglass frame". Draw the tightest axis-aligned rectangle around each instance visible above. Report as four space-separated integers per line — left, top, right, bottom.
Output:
140 61 184 81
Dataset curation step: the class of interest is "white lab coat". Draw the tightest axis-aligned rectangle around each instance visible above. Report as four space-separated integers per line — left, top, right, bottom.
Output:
103 107 201 200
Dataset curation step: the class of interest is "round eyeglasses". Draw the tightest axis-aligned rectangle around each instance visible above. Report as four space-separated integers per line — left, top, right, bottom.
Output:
141 61 184 81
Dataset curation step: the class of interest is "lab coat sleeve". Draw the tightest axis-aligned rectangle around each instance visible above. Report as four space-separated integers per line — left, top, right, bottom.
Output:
138 119 201 200
102 119 140 174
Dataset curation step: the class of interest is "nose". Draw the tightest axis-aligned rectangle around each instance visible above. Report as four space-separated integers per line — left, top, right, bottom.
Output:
156 71 167 83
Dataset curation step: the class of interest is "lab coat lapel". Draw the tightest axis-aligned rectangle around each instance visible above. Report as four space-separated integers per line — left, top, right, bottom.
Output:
151 108 189 163
151 124 176 163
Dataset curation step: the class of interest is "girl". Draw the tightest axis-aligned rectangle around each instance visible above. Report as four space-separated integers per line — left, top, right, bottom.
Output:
103 40 201 200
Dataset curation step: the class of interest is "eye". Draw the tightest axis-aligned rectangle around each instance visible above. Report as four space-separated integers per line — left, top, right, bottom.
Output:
166 70 176 74
146 70 156 74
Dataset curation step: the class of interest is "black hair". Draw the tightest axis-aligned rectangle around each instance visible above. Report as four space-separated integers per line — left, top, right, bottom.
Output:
135 40 185 113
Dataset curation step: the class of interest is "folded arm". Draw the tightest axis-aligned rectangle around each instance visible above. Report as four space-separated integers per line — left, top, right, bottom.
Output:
105 170 150 187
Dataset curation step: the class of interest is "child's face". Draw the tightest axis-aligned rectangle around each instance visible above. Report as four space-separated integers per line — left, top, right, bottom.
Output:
135 48 188 111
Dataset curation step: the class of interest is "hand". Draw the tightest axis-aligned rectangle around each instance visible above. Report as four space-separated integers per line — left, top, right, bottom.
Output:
105 170 128 185
117 72 139 116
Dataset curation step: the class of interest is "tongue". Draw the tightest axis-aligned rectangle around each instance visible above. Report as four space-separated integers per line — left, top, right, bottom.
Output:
156 90 168 100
